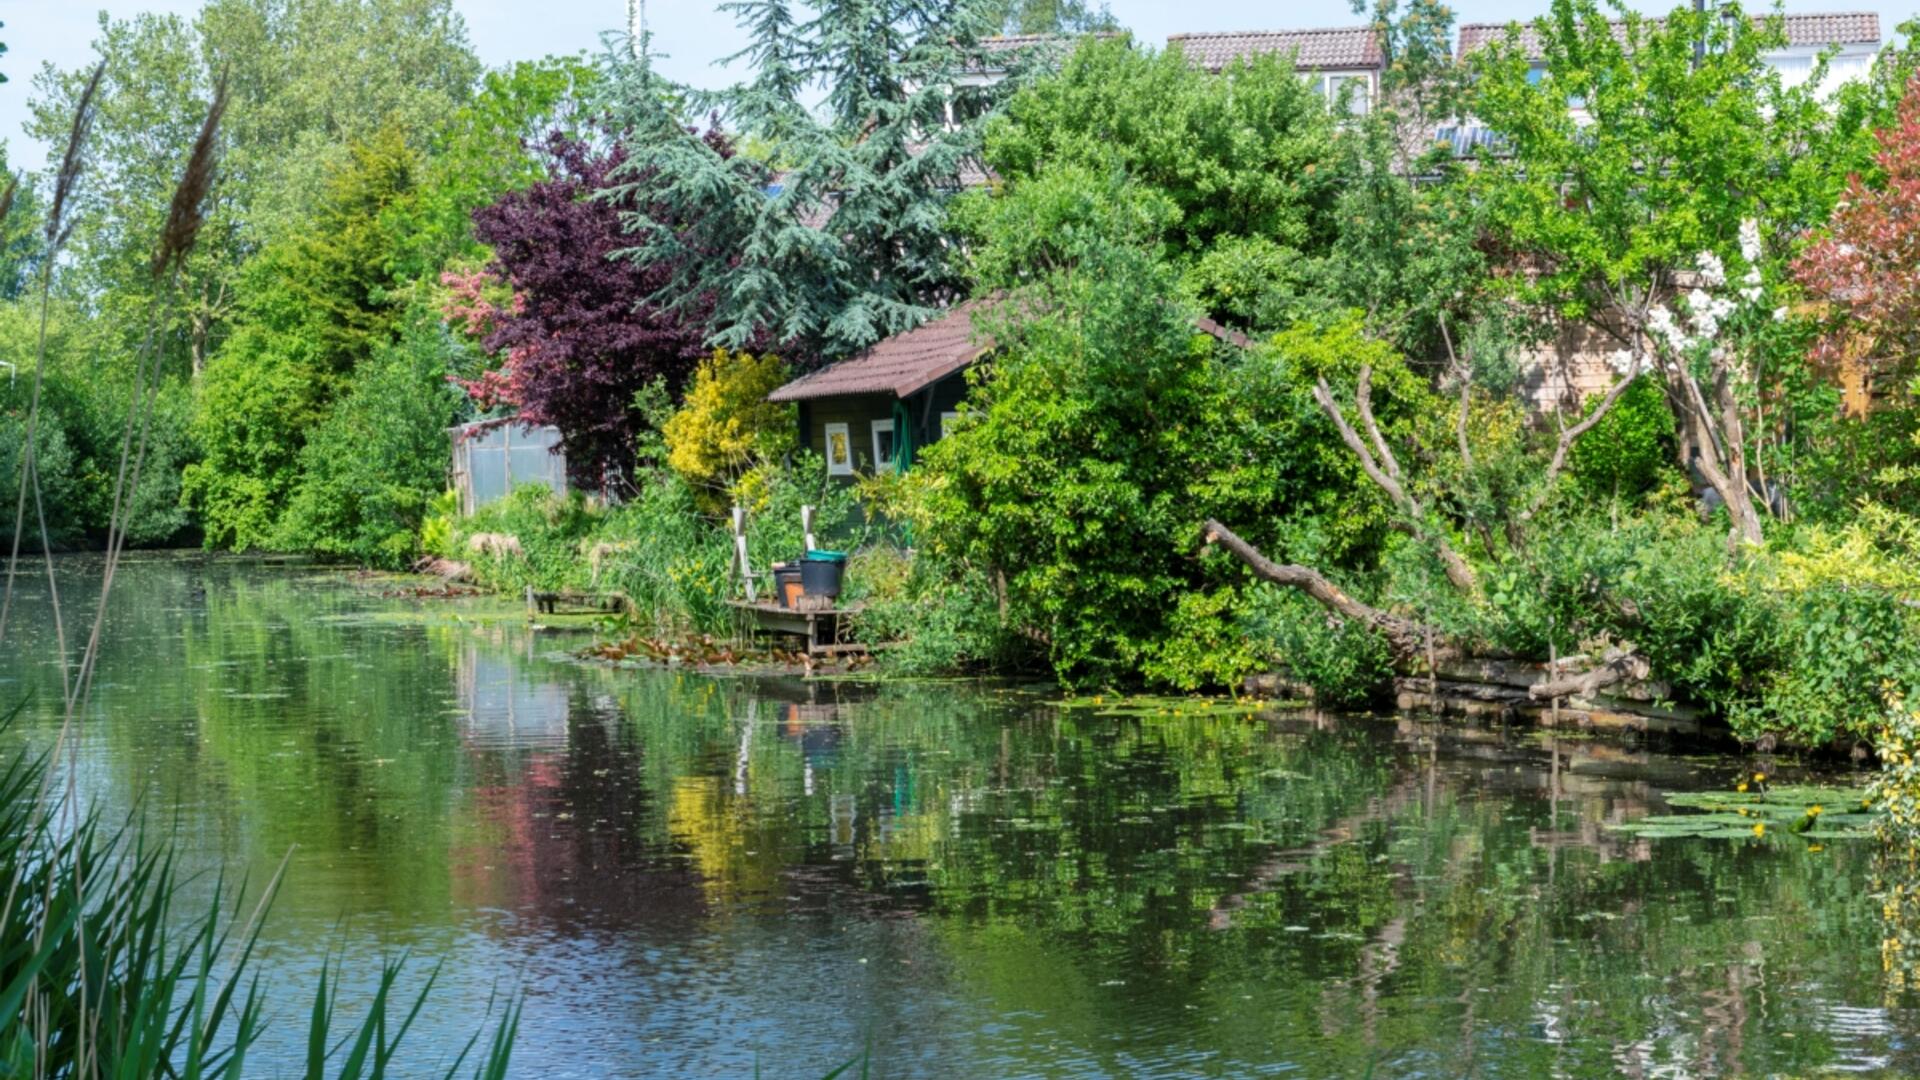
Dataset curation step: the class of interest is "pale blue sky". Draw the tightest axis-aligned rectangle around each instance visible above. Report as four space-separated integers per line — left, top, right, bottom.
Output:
2 0 1916 170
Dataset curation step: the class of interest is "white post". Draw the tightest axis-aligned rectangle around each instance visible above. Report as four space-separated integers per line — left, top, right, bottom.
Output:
802 504 817 553
732 505 756 602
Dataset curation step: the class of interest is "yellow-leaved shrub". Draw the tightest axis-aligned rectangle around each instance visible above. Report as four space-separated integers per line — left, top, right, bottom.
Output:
662 349 796 511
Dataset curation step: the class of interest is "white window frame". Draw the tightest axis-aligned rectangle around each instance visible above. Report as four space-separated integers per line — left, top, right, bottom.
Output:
870 419 897 474
824 422 854 476
940 411 960 440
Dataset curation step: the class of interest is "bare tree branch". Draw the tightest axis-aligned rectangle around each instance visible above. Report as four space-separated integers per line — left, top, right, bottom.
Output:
1438 313 1473 472
1311 375 1479 594
1202 519 1460 664
1518 355 1644 525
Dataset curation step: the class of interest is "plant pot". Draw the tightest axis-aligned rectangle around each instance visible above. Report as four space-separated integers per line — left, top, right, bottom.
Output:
800 550 848 600
773 564 804 608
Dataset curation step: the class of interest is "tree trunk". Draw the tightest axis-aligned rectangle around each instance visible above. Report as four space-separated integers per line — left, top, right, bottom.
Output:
1310 373 1479 595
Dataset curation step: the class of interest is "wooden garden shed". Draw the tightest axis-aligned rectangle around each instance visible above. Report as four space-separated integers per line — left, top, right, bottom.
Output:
766 298 998 478
766 298 1253 478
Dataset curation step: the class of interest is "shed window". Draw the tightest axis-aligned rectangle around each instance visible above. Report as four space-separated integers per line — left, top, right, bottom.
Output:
825 423 854 476
871 419 897 473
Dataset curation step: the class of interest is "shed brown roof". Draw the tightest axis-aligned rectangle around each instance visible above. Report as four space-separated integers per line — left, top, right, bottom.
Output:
767 299 999 403
766 301 1255 404
1456 11 1878 59
1169 26 1384 72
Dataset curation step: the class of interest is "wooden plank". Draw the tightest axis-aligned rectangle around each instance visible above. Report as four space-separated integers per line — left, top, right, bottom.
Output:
726 600 867 616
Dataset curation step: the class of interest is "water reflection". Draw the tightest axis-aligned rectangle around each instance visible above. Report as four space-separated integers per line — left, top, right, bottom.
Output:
0 554 1917 1076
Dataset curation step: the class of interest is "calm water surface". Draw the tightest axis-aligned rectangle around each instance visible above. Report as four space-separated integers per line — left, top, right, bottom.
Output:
1 554 1915 1077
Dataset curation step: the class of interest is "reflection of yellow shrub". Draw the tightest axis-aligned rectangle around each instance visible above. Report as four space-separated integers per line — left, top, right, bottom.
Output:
662 349 795 510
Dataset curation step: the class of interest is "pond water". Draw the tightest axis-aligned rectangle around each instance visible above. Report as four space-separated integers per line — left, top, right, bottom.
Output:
1 554 1916 1077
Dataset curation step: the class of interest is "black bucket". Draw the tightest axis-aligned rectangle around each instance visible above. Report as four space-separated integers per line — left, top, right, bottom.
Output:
800 550 848 600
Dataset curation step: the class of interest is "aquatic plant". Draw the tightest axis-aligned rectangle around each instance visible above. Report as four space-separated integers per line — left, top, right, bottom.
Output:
1610 777 1873 840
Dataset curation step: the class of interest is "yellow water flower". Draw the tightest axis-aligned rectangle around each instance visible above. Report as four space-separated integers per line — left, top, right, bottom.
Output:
1753 823 1766 837
1809 844 1826 853
1737 782 1749 793
1809 805 1824 816
1753 772 1767 783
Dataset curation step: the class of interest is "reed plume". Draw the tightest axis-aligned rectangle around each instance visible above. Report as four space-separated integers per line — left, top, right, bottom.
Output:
72 75 234 721
152 71 227 280
44 61 106 250
1 61 105 650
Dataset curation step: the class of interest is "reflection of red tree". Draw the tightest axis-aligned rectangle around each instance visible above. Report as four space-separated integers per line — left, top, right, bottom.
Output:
447 728 709 930
450 751 574 914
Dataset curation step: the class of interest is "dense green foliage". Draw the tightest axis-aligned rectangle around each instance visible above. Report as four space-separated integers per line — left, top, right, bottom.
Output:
979 37 1340 330
879 171 1383 686
276 315 468 565
438 459 859 637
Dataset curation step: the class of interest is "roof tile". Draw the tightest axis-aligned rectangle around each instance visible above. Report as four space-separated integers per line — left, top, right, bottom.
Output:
1168 26 1384 72
767 299 1000 403
766 302 1256 403
1456 11 1878 59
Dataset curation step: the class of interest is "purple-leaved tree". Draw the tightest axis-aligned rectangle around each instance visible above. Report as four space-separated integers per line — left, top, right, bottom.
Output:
463 130 724 491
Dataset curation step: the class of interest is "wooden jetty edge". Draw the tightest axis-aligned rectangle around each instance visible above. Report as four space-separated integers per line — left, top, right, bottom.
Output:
726 599 870 656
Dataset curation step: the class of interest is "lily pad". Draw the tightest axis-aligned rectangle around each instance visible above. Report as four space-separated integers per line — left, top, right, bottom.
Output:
1609 782 1875 841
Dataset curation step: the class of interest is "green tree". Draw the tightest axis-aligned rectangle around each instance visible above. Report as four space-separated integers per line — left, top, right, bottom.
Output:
906 172 1381 684
608 0 1018 362
276 312 466 566
183 129 420 550
0 156 42 301
380 57 599 293
1469 0 1874 544
978 36 1340 331
28 0 481 377
1324 0 1485 354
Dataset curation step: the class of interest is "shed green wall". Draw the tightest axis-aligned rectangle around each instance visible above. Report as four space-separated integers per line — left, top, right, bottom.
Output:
798 393 896 477
793 371 973 480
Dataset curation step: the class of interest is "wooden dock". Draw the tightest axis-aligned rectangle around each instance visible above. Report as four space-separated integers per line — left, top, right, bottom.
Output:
727 599 868 655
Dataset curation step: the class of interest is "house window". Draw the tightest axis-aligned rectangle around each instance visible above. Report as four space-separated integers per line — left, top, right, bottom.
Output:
871 419 897 473
825 423 853 476
940 411 960 439
1324 74 1371 115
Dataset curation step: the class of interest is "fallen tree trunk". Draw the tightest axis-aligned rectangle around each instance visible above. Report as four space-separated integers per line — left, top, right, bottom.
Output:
1205 519 1659 711
1202 518 1457 664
